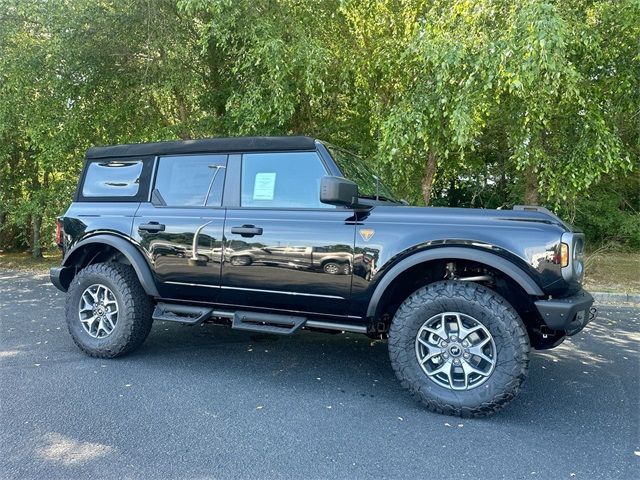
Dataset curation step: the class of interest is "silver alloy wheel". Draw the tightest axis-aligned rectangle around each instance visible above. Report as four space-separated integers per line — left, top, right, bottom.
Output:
324 263 340 274
78 283 119 339
415 312 497 390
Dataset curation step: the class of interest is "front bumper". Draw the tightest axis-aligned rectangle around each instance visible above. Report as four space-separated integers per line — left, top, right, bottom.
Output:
534 289 595 335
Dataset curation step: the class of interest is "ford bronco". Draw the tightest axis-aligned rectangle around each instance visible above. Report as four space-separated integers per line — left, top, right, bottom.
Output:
50 136 595 416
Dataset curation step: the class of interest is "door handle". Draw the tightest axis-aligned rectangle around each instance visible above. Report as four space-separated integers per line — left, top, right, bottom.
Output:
231 225 263 237
139 222 165 233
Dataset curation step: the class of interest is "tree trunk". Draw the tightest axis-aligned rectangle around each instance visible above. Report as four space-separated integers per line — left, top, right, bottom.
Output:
523 164 539 205
0 210 5 250
32 215 42 258
174 89 190 140
421 151 438 206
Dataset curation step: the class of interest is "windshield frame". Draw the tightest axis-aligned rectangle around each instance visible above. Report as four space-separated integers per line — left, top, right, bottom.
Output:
320 141 398 203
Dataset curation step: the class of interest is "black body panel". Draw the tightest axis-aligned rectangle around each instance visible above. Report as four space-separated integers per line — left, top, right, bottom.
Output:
131 203 226 302
219 208 355 318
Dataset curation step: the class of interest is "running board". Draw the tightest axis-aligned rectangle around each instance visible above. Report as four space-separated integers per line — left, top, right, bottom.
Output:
153 302 368 334
305 320 368 334
152 303 213 325
232 311 306 335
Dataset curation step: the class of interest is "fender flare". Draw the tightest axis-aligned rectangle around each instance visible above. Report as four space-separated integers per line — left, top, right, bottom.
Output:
62 234 160 297
366 247 545 318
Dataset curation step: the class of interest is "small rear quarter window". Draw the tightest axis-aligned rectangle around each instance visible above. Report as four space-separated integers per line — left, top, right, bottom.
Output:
82 160 143 198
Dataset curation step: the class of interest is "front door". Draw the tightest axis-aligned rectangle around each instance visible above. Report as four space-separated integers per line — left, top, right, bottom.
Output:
219 151 355 317
132 154 228 302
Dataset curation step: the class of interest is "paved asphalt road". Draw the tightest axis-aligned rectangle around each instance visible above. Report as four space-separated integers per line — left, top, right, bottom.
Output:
1 269 638 480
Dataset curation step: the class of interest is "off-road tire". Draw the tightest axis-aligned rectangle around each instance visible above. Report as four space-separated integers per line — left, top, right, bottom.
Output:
65 262 154 358
388 280 530 417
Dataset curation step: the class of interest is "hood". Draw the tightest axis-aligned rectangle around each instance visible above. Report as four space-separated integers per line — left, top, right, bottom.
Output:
367 204 572 232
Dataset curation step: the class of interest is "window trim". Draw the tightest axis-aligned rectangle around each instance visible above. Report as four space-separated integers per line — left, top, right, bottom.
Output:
151 153 229 209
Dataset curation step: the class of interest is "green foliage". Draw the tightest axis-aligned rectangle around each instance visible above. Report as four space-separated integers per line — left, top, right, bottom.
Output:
569 175 640 249
0 0 638 254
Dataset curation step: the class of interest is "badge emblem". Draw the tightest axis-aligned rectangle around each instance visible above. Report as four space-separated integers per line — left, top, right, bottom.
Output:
359 229 375 242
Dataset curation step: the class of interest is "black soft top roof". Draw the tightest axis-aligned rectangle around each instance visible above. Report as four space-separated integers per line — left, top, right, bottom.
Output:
86 136 318 159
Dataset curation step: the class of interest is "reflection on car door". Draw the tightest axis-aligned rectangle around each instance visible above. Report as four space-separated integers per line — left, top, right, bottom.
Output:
219 151 355 318
132 154 227 302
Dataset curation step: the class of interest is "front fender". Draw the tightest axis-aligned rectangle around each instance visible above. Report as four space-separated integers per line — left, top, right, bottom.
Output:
365 246 545 319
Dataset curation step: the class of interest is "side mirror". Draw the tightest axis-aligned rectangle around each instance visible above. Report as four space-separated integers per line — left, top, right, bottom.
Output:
320 176 358 207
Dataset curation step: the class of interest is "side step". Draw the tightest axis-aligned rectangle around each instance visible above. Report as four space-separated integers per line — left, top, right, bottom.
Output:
232 311 306 335
153 303 213 325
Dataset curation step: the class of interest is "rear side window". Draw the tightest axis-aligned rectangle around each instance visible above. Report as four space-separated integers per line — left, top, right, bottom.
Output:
80 158 151 201
241 152 330 208
154 155 227 207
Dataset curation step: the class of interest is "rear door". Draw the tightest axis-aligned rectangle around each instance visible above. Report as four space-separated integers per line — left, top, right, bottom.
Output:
131 154 227 302
219 151 355 318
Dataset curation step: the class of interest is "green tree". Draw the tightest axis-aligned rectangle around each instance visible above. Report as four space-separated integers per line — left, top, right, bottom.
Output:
0 0 637 254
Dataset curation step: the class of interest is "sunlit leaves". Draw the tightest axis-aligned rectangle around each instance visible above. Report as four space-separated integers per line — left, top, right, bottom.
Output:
0 0 637 252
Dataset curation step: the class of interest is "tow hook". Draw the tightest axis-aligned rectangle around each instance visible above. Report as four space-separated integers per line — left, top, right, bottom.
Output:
539 326 555 339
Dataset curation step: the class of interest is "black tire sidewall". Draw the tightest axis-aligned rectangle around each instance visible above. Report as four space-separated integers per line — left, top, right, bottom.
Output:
389 281 529 414
66 264 147 356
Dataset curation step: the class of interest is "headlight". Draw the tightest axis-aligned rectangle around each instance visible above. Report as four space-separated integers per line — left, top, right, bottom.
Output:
560 243 569 267
560 232 585 282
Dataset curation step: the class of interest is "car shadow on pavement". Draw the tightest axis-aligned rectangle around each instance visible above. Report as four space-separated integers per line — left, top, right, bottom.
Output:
126 307 639 424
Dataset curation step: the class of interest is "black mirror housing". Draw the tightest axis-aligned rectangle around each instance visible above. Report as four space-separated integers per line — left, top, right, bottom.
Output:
320 176 358 207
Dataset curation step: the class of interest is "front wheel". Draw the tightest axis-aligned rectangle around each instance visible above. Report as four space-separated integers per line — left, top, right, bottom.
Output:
65 262 153 358
388 281 529 417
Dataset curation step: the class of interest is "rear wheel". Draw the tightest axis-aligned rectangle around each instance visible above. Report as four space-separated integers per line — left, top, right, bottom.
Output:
388 280 529 417
65 262 153 358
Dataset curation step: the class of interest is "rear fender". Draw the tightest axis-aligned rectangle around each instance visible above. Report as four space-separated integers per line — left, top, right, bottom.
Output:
59 234 159 297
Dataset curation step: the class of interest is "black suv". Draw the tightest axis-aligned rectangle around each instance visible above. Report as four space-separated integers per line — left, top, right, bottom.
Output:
51 136 594 417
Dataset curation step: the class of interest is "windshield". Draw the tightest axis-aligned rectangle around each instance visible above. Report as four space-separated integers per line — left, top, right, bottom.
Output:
323 143 398 202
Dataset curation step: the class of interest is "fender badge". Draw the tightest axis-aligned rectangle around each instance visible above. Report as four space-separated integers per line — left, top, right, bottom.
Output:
359 229 375 242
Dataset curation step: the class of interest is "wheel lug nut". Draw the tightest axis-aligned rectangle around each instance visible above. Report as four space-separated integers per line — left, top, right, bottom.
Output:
463 353 470 359
453 359 460 365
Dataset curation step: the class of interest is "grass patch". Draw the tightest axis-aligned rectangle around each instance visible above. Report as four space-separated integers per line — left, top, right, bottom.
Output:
583 251 640 294
0 250 61 273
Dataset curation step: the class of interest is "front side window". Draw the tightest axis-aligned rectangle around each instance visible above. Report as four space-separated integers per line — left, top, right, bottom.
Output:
154 155 227 207
241 152 331 208
82 160 143 197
